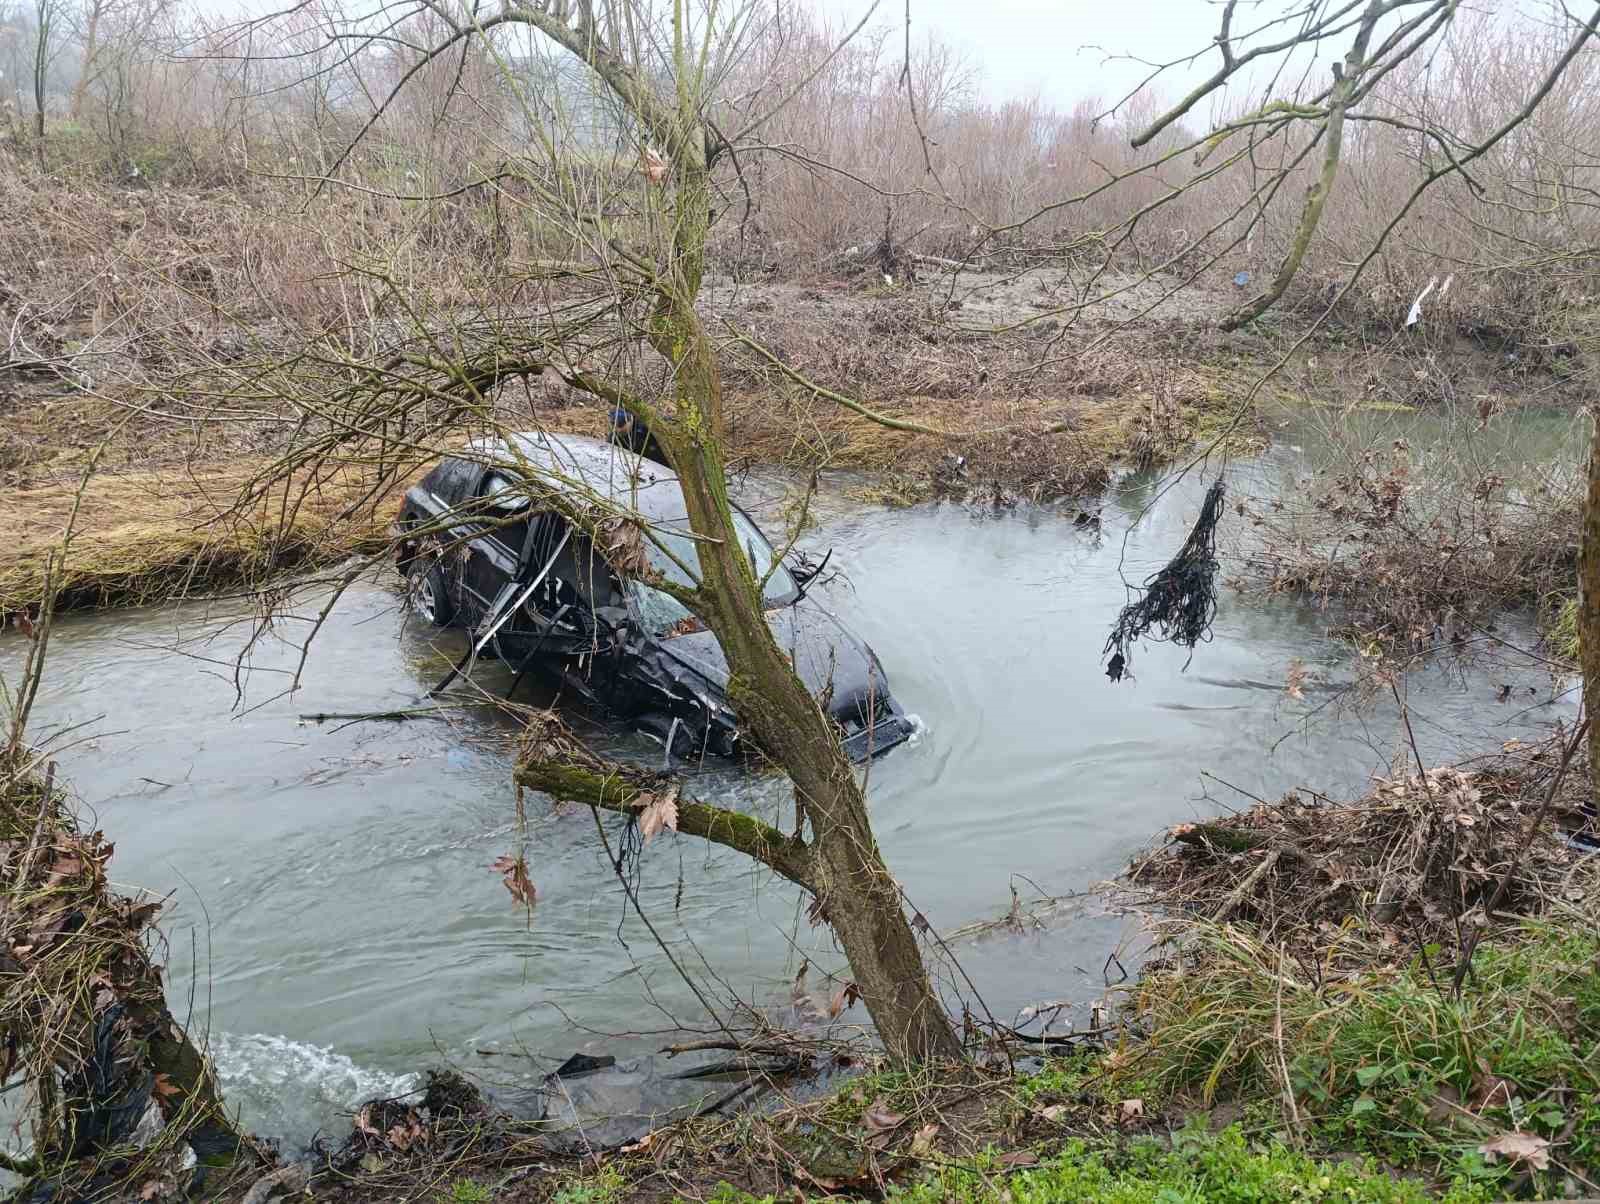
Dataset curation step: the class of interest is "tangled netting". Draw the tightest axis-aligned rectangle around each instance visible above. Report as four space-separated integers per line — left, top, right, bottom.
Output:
1104 479 1225 682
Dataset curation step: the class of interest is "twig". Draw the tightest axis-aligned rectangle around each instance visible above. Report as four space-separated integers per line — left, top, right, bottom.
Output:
1451 715 1590 995
1210 848 1282 923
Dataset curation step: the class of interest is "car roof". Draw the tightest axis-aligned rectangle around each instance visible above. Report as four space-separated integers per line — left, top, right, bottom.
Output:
464 432 686 523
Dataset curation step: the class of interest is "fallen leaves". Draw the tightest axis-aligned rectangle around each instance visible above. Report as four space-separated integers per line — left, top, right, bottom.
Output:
1119 1097 1145 1123
908 1122 940 1157
827 982 860 1018
1479 1130 1550 1171
635 788 680 844
1284 659 1308 701
860 1099 905 1150
152 1073 180 1101
491 854 536 908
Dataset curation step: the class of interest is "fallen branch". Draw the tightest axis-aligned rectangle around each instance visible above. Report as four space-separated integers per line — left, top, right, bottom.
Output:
1211 847 1283 923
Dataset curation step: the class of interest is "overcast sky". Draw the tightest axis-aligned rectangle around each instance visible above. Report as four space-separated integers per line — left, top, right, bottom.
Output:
819 0 1230 108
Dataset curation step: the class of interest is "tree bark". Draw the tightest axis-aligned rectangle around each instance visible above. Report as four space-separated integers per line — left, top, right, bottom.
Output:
69 0 102 122
1581 421 1600 792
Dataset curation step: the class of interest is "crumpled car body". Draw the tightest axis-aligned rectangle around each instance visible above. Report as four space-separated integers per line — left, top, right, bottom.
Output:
395 433 914 763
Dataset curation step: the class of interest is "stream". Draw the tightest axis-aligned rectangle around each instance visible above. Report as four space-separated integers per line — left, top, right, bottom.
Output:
0 411 1580 1147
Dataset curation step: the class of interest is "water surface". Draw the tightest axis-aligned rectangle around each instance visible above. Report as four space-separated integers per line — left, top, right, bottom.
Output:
1 429 1574 1144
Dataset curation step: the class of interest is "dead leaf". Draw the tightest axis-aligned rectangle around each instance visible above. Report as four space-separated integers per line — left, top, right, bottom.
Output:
139 1181 161 1201
998 1150 1038 1168
790 963 825 1022
1479 1130 1550 1171
152 1073 180 1101
1039 1104 1069 1123
636 789 680 844
354 1105 380 1138
827 982 860 1018
861 1098 905 1150
909 1122 939 1157
491 854 536 907
1285 660 1308 701
1471 1058 1514 1110
1120 1098 1145 1122
640 146 669 184
806 894 829 927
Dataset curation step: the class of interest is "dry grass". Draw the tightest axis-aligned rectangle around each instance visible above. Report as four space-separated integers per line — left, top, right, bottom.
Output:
0 461 400 616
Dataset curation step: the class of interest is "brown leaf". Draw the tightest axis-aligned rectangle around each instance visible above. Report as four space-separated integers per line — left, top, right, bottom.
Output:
908 1122 939 1157
354 1105 380 1138
1039 1104 1069 1123
636 789 680 844
152 1073 180 1101
139 1180 165 1201
861 1098 905 1150
1119 1098 1145 1122
805 894 829 927
1284 660 1307 701
827 982 860 1018
491 854 536 908
998 1150 1038 1168
1471 1058 1513 1110
640 147 669 184
790 963 825 1022
1479 1130 1550 1170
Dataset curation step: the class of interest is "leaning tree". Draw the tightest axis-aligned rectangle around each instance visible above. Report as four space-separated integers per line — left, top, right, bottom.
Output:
201 0 966 1063
197 0 1600 1062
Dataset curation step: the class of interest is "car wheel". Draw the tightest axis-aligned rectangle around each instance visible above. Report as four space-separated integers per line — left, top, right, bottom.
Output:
408 560 455 627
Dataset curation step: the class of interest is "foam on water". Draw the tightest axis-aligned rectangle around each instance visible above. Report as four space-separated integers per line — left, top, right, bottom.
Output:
208 1033 419 1148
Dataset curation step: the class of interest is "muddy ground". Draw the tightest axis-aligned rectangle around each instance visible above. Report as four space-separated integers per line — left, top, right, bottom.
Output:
4 242 1571 620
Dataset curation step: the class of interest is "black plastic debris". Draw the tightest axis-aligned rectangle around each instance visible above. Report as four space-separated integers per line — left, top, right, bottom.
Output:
1104 478 1225 682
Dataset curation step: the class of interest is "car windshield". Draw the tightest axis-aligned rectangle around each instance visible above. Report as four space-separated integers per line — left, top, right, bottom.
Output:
631 510 797 637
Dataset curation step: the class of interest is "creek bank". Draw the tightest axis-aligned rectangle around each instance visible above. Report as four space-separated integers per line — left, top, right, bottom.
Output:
196 733 1600 1204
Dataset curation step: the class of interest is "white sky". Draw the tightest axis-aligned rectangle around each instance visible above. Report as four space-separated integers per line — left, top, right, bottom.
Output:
819 0 1229 108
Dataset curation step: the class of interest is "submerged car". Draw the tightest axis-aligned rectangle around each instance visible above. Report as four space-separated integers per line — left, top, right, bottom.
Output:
395 433 915 763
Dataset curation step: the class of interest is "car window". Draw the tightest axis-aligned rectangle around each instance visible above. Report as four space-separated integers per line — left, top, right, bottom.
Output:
480 473 527 509
477 473 530 552
629 509 797 637
424 456 475 506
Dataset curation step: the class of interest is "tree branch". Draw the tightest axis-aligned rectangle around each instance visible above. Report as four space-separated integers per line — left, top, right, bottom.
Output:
514 714 817 890
1220 0 1387 331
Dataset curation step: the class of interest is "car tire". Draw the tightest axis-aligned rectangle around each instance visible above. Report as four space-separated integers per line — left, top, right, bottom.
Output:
408 559 454 627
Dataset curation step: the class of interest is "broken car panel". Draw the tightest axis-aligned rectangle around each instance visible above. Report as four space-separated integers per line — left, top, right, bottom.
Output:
396 433 914 764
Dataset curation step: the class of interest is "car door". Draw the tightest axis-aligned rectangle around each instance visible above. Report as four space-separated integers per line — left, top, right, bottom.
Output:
459 470 530 623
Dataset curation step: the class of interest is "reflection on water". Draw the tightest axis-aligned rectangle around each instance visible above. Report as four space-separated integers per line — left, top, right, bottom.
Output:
0 426 1577 1146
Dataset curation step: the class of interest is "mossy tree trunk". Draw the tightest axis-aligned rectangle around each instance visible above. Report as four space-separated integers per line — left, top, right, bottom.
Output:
494 0 963 1064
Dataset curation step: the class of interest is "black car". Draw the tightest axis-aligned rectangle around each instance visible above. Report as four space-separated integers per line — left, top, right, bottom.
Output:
395 433 915 763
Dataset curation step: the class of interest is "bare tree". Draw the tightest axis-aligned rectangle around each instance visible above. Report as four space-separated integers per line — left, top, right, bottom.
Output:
203 0 964 1065
30 0 55 163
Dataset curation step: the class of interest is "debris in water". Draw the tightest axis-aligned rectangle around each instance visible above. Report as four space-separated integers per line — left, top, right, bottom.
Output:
1103 479 1225 682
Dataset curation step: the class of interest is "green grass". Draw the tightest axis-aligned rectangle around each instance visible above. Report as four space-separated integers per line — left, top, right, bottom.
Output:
1111 918 1600 1197
1545 593 1580 663
441 1180 493 1204
552 1166 626 1204
693 1124 1490 1203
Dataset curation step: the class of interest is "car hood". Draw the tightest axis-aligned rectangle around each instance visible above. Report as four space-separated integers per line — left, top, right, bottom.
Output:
650 600 887 715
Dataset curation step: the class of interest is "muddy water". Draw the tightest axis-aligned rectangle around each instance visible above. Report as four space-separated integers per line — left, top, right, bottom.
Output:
0 423 1577 1145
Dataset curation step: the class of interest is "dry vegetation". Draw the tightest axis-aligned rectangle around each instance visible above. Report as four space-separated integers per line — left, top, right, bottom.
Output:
4 0 1598 623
